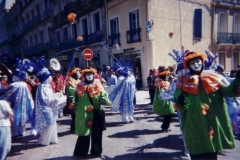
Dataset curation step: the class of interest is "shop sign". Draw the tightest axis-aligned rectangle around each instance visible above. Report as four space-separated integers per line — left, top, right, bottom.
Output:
55 55 68 61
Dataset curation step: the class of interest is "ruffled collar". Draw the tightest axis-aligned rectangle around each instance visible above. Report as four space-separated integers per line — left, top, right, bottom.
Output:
176 70 223 95
154 78 170 90
65 77 79 88
75 79 103 97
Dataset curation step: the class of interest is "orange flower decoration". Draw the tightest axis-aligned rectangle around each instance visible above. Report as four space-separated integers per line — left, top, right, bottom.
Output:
202 103 209 115
86 105 94 113
86 120 93 127
77 36 83 41
69 103 74 109
67 13 76 24
208 127 214 139
174 104 180 110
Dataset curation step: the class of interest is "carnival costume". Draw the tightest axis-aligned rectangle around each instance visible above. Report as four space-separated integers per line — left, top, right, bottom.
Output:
104 59 136 123
0 59 35 137
34 57 67 145
70 67 110 158
153 69 174 132
65 67 81 133
174 52 239 159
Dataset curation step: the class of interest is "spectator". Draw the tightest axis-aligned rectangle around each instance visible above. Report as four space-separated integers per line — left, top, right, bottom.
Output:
147 69 156 105
134 66 142 90
0 100 13 160
106 69 117 86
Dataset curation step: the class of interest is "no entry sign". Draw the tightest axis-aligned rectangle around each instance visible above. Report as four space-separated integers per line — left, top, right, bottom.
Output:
82 48 93 60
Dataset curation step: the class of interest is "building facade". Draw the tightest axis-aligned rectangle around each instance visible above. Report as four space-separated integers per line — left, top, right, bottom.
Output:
214 0 240 73
106 0 213 86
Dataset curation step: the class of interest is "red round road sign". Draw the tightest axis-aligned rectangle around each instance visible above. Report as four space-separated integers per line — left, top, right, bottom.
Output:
82 48 93 60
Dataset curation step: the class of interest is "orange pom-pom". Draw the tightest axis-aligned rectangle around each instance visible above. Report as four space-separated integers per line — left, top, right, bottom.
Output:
67 13 76 24
69 103 74 109
77 36 83 41
86 120 93 127
202 103 210 115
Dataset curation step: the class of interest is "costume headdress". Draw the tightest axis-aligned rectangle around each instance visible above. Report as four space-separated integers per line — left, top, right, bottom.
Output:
33 56 52 83
12 58 34 81
68 67 80 77
204 50 218 70
183 52 206 69
81 67 96 77
111 58 134 77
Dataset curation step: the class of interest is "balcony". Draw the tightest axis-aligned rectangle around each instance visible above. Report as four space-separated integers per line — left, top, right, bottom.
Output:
216 32 240 44
55 38 83 53
77 0 87 11
126 28 141 44
60 11 67 22
43 9 51 20
108 33 120 47
89 32 104 44
24 42 54 55
217 0 240 5
53 14 60 25
34 15 41 25
64 2 77 15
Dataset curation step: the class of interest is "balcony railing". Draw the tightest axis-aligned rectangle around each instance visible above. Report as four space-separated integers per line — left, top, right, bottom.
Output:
53 14 60 25
24 42 53 55
77 0 87 11
126 28 141 44
108 33 120 47
64 2 77 15
89 32 104 44
217 0 240 5
216 32 240 44
236 0 240 5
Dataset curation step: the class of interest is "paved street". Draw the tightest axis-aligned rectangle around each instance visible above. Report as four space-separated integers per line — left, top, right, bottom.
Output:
6 90 240 160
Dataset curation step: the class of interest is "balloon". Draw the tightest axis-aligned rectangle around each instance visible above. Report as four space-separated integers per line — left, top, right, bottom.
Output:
77 36 83 41
67 13 76 24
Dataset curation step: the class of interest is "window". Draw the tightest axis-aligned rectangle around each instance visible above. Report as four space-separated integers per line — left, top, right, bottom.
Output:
30 36 33 47
127 10 141 43
232 52 239 69
219 13 228 32
218 52 225 68
40 31 44 43
110 18 120 45
235 15 240 33
48 27 51 42
63 27 68 41
25 39 28 48
54 4 58 15
194 8 203 38
93 12 100 32
45 0 49 10
56 30 61 43
27 13 29 22
36 4 40 15
60 0 65 10
34 34 38 45
31 9 34 19
72 23 77 39
82 18 88 35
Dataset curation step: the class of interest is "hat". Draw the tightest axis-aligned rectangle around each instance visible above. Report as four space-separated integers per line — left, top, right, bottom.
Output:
37 67 52 83
183 52 206 69
215 65 224 72
81 67 96 77
175 63 184 74
68 67 80 77
12 58 33 81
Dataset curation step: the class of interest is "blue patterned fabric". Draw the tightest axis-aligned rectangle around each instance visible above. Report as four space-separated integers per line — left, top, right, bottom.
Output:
0 82 34 127
104 75 136 118
35 84 66 134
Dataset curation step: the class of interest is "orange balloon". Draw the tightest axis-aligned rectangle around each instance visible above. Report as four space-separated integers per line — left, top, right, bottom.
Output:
67 13 76 24
77 36 83 41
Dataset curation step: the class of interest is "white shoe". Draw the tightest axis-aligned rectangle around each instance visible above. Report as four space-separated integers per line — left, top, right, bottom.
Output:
129 116 134 122
184 149 190 157
30 129 37 136
122 117 130 123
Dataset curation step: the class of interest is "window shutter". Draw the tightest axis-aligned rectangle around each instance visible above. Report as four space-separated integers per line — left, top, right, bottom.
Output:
116 17 119 33
194 9 202 38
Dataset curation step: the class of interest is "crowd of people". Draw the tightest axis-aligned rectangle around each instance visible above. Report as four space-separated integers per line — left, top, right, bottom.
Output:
1 49 240 160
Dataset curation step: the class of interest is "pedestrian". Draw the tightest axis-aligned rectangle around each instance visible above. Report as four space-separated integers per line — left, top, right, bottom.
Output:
147 69 155 105
0 100 13 160
174 51 238 160
34 58 67 146
134 66 142 90
69 67 110 158
106 69 117 86
65 67 81 134
153 67 174 132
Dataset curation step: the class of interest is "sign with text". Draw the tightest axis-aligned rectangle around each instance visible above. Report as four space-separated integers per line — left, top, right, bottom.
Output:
82 48 93 60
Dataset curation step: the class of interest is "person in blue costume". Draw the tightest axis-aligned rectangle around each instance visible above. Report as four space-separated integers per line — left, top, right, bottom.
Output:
0 59 35 137
33 57 67 145
104 59 136 123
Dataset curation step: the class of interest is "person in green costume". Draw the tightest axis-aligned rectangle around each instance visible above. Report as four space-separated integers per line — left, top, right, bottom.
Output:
174 51 240 160
65 67 81 134
153 66 175 132
69 67 110 159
